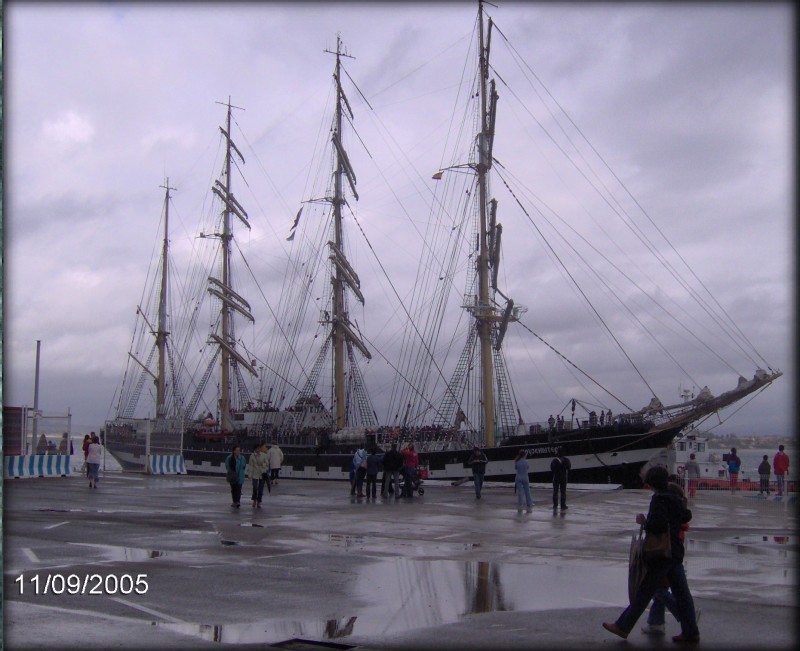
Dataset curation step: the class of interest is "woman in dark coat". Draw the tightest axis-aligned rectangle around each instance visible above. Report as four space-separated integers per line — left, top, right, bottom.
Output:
602 465 700 643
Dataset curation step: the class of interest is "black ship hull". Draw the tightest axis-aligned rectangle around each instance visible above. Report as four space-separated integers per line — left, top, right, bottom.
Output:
104 421 681 489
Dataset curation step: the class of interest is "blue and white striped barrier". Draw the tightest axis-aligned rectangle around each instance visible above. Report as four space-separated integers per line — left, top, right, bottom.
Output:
5 455 71 479
148 455 186 474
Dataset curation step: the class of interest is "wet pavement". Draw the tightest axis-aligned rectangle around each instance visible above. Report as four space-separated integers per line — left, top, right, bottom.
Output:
3 473 797 649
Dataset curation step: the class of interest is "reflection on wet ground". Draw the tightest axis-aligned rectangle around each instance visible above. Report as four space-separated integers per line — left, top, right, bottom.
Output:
154 528 795 645
67 542 167 561
5 477 795 649
313 532 480 553
687 533 794 551
156 557 629 644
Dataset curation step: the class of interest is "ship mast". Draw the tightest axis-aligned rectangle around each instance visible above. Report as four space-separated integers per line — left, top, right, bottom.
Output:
324 36 371 429
210 98 256 432
477 1 496 447
332 37 349 429
155 179 176 418
220 101 235 431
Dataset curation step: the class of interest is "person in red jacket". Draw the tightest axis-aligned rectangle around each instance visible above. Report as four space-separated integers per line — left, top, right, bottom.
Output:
400 443 419 498
773 445 790 496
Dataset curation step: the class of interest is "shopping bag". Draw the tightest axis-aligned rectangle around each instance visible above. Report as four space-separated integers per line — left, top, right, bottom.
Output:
628 525 647 603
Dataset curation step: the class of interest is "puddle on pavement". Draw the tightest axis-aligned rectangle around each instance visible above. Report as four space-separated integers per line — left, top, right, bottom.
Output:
727 534 792 546
155 545 795 645
67 542 167 561
686 534 794 555
314 532 479 553
156 558 629 644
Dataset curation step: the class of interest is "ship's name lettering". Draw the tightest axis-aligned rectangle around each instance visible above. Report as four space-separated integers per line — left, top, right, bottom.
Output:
524 446 560 457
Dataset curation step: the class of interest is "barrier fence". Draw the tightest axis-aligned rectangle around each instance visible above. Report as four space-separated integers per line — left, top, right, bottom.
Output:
148 455 186 475
5 455 71 479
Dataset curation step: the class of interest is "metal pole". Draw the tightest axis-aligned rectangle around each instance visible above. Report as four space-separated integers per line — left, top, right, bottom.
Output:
145 419 152 474
68 409 74 475
22 406 29 455
31 340 41 454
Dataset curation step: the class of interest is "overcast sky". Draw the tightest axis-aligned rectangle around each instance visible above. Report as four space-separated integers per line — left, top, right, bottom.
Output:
3 1 793 439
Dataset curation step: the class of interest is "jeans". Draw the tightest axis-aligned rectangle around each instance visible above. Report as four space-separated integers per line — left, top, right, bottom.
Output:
354 467 366 494
87 463 100 483
365 473 378 497
383 470 400 497
616 559 698 637
251 478 266 503
759 474 771 494
515 479 532 508
403 467 416 496
473 471 485 497
776 474 785 495
646 585 681 625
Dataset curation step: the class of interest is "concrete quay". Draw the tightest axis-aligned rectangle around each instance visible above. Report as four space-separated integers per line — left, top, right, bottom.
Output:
3 472 797 650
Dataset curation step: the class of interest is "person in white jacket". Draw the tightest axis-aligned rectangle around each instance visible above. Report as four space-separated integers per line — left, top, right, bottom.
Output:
248 443 270 507
86 434 103 489
267 442 284 485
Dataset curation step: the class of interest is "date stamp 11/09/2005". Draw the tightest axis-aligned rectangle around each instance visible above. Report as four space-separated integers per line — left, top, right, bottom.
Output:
13 573 149 596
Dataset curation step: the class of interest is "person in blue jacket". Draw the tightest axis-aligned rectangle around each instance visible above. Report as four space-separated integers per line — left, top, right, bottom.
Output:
726 447 742 493
225 445 247 508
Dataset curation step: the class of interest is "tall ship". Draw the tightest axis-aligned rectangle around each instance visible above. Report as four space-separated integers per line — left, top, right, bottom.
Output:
105 4 781 487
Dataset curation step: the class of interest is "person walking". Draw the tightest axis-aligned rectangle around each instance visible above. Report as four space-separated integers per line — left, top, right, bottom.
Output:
757 455 771 496
267 441 284 485
401 443 419 498
224 445 247 508
514 449 533 511
381 442 403 498
773 445 790 496
602 465 699 643
352 446 368 497
365 448 383 499
641 478 700 635
468 445 488 499
684 453 700 498
551 454 571 510
248 442 269 508
86 434 102 489
726 447 741 493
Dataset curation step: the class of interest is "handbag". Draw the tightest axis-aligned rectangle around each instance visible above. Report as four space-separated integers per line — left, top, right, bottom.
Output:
226 459 238 484
643 526 672 561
